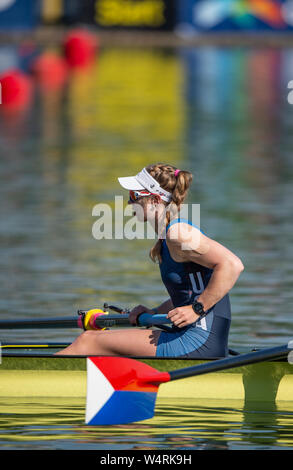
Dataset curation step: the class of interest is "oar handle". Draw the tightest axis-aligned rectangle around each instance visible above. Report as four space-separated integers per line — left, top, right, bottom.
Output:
136 313 171 327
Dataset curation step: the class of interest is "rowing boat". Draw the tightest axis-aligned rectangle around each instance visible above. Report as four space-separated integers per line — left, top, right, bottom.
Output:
1 348 292 403
0 309 292 424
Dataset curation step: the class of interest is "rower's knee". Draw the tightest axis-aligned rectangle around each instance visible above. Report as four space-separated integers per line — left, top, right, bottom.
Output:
74 330 102 353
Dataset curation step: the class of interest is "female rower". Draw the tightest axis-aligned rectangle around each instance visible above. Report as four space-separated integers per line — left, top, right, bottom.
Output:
57 163 244 357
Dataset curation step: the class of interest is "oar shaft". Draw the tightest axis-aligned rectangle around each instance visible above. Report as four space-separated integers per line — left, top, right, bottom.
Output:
0 317 79 329
87 313 170 329
0 315 130 330
0 313 170 330
169 344 290 381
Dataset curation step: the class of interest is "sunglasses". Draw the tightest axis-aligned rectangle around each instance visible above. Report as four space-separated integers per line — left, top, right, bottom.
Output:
129 190 151 203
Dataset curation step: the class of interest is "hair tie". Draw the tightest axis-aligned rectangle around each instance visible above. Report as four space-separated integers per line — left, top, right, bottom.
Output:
174 169 181 178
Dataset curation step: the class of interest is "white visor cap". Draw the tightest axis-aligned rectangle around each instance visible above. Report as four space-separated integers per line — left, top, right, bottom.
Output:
118 168 172 203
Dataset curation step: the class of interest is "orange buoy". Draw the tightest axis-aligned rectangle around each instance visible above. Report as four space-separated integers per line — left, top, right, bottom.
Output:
0 69 32 110
63 29 98 68
30 51 69 90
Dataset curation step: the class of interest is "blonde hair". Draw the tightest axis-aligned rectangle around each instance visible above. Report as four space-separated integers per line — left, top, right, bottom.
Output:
147 163 193 263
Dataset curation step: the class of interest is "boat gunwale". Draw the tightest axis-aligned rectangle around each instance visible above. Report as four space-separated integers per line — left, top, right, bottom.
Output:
1 352 221 360
0 351 289 364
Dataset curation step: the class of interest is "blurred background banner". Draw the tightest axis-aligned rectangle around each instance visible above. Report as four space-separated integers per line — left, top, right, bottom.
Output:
80 0 176 30
1 0 293 33
39 0 293 32
0 0 40 30
176 0 293 32
41 0 176 31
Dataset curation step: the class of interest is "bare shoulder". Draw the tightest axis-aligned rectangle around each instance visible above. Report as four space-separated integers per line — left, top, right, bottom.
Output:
166 222 208 262
166 221 243 269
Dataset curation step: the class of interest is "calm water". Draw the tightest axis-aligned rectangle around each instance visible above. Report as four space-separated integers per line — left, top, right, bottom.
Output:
0 43 293 450
0 398 293 451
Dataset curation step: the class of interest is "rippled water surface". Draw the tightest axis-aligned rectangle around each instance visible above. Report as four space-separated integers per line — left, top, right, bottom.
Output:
0 44 293 450
0 398 293 450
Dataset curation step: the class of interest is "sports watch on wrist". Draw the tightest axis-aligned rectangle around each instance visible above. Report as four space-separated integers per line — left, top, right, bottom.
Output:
192 300 206 317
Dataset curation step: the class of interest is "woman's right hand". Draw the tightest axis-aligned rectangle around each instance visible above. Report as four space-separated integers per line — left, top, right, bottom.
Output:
129 305 154 325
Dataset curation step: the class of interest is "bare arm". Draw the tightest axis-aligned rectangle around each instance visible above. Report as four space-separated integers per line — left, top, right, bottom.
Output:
166 223 244 326
129 298 174 325
196 261 243 312
153 298 174 315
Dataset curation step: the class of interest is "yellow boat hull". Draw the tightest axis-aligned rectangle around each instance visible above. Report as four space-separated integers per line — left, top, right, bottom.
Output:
0 355 292 403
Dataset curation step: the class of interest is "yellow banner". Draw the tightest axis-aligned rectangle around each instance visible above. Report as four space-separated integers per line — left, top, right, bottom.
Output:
95 0 166 27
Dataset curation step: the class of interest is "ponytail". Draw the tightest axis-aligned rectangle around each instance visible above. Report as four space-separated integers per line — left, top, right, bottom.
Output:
148 164 193 263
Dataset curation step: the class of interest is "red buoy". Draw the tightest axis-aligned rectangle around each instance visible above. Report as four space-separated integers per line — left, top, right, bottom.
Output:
63 29 98 68
30 52 69 90
0 69 32 110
